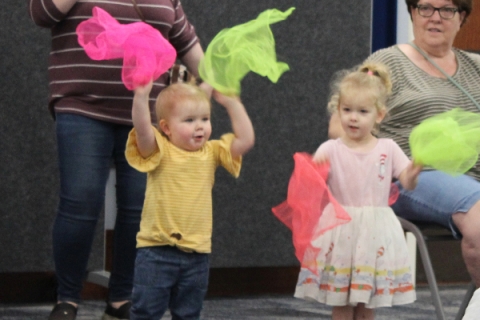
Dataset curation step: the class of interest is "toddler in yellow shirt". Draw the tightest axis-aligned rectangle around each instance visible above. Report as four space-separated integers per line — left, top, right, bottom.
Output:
125 79 255 319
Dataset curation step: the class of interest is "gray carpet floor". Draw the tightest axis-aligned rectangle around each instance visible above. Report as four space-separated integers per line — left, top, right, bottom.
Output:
0 284 471 319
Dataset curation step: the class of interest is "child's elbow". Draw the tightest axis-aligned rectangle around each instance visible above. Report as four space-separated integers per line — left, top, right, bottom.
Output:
231 135 255 158
241 135 256 155
247 133 255 150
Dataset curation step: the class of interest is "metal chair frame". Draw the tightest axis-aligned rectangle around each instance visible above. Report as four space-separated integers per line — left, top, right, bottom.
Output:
399 217 476 320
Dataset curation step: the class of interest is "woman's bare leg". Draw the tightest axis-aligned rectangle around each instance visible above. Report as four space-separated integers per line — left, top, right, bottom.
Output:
453 200 480 287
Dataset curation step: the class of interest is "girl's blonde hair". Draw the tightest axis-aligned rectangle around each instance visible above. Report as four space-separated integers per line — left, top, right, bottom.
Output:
327 62 392 118
155 79 211 122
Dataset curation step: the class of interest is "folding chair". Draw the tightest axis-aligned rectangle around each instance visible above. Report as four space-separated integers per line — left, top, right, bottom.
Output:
399 217 476 320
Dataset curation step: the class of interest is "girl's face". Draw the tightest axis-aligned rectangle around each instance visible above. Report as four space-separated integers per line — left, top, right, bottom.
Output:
160 101 212 151
338 91 385 145
411 0 465 50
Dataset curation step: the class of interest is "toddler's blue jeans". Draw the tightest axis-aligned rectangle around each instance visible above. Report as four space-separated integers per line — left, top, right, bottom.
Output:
131 246 209 320
53 113 146 304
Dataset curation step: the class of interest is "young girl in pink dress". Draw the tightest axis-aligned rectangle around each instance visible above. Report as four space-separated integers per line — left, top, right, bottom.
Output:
294 62 423 320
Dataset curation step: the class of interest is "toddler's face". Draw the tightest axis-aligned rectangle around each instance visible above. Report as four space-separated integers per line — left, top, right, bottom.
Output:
338 92 383 143
163 101 212 151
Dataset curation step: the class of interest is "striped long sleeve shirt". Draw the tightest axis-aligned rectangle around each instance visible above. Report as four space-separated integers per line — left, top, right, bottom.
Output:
29 0 199 125
368 46 480 180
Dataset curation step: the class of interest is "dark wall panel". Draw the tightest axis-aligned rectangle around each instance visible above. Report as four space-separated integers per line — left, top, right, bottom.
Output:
181 1 372 267
0 1 104 272
0 1 371 272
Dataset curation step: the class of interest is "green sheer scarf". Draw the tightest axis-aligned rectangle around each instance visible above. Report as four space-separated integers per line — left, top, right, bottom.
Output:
410 108 480 175
199 7 295 95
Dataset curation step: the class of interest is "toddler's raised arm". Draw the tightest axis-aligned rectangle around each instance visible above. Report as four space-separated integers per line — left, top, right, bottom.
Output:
132 81 157 158
213 91 255 159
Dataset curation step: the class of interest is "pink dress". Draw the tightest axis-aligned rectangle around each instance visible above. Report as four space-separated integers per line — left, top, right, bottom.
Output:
294 138 416 308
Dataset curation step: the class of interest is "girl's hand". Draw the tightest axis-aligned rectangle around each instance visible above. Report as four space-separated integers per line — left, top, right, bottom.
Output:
313 155 329 164
312 151 329 164
411 160 423 174
406 160 423 181
399 160 423 190
409 160 423 181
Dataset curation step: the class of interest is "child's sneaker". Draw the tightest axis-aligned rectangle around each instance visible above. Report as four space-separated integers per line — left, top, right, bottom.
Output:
102 301 131 320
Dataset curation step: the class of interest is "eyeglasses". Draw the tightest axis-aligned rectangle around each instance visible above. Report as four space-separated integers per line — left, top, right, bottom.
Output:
414 4 459 19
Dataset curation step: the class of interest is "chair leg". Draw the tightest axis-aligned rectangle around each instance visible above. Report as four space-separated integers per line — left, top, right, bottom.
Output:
454 282 476 320
399 218 446 320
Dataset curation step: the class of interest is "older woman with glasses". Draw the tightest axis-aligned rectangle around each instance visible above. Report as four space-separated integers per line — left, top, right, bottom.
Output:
330 0 480 290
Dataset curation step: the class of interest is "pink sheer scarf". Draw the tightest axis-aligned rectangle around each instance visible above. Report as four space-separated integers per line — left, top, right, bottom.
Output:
273 153 401 273
77 7 177 90
272 153 351 274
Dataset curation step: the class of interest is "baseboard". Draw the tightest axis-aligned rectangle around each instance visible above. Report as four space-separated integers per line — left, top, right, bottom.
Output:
0 230 301 304
0 272 57 303
1 263 472 304
207 266 299 297
0 272 108 304
0 267 299 304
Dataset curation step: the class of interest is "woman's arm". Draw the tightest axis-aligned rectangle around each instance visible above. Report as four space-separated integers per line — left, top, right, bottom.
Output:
180 42 214 96
213 91 255 159
51 0 78 14
132 81 157 158
29 0 77 27
179 42 204 78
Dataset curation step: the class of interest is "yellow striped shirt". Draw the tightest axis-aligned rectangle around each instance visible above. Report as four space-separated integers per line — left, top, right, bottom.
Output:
126 127 241 253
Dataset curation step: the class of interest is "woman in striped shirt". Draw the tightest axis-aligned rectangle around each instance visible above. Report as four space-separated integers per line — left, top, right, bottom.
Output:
28 1 209 319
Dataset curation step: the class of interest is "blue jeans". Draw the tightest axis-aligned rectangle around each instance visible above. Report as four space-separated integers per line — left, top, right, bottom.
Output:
392 170 480 239
131 246 209 320
53 113 146 303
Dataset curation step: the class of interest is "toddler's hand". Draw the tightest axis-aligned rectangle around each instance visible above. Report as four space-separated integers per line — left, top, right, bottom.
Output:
212 90 240 108
134 80 153 97
199 82 213 99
